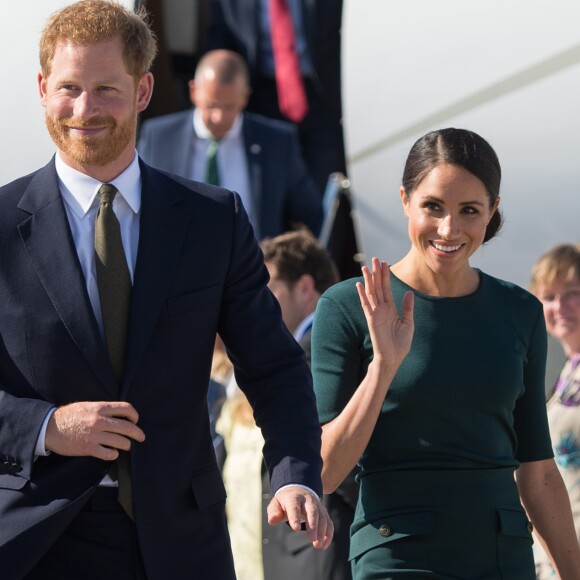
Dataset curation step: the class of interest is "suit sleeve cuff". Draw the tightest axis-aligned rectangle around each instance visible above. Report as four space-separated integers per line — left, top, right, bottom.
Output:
274 483 321 499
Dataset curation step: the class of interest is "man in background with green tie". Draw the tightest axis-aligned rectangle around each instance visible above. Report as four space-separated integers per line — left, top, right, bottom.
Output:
138 49 322 241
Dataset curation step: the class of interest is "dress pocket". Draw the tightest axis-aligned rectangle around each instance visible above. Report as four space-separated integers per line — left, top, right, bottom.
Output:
496 508 535 578
349 510 434 561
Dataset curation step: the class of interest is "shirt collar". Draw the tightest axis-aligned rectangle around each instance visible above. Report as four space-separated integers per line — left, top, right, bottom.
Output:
55 152 142 218
293 311 315 342
193 108 243 141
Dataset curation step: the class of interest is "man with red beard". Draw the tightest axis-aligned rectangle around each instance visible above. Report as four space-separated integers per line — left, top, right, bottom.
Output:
0 2 332 579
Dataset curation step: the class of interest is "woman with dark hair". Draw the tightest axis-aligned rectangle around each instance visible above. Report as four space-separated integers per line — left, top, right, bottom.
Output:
312 128 580 578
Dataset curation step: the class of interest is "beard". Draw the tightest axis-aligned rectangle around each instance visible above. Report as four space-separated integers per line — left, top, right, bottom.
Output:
45 112 137 167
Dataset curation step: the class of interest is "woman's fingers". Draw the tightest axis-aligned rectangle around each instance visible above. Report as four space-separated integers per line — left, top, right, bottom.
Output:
360 265 375 309
356 281 369 311
364 258 393 306
372 257 386 303
401 290 415 327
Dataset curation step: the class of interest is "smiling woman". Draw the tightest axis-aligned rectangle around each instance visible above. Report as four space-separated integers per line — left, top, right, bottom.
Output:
529 243 580 579
392 128 501 297
311 128 580 578
398 163 498 296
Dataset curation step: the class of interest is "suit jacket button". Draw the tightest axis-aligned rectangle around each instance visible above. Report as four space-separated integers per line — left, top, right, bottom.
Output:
379 524 392 537
12 463 22 473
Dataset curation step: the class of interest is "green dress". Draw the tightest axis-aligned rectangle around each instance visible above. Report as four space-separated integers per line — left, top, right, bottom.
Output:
312 271 553 579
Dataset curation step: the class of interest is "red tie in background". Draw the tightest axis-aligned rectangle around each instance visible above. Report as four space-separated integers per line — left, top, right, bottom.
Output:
269 0 309 123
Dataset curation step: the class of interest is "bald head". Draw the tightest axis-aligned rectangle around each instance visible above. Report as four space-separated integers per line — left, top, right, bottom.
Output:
194 50 250 89
189 50 251 139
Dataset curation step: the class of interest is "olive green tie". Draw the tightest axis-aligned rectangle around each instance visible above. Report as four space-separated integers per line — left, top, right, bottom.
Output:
94 183 134 520
205 138 220 186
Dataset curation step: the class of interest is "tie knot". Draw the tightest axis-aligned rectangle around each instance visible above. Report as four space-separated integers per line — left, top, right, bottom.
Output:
207 138 220 154
98 183 118 205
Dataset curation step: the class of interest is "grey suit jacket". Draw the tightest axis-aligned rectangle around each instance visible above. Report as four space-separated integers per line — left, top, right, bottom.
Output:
137 110 322 239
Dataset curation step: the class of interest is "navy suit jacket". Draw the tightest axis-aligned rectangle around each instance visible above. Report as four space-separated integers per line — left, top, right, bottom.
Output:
137 110 322 239
0 159 322 579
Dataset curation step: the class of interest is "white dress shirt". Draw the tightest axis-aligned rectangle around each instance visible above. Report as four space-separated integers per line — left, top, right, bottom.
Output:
56 153 141 333
35 152 142 469
192 110 256 230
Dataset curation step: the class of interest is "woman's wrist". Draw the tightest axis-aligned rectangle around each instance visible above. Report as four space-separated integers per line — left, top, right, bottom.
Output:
366 356 400 385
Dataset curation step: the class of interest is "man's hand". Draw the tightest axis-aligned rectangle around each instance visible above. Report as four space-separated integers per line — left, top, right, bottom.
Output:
267 486 334 549
45 401 145 460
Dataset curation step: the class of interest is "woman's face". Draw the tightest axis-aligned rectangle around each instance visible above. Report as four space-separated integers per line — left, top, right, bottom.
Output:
401 163 499 278
537 278 580 352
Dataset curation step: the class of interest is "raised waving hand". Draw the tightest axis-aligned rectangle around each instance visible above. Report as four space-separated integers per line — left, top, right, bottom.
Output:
320 258 414 492
356 258 414 368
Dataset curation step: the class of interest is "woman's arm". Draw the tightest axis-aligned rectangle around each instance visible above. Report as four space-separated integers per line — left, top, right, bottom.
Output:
321 258 414 492
516 458 580 579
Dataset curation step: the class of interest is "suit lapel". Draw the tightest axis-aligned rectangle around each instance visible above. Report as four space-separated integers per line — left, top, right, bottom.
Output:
122 162 190 393
16 161 118 398
242 115 263 239
177 111 196 178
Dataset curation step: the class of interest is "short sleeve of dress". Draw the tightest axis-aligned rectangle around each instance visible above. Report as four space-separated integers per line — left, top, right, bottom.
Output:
311 280 369 425
513 302 554 463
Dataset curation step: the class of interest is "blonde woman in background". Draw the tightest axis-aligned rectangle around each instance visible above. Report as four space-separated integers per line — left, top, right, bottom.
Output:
530 243 580 579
